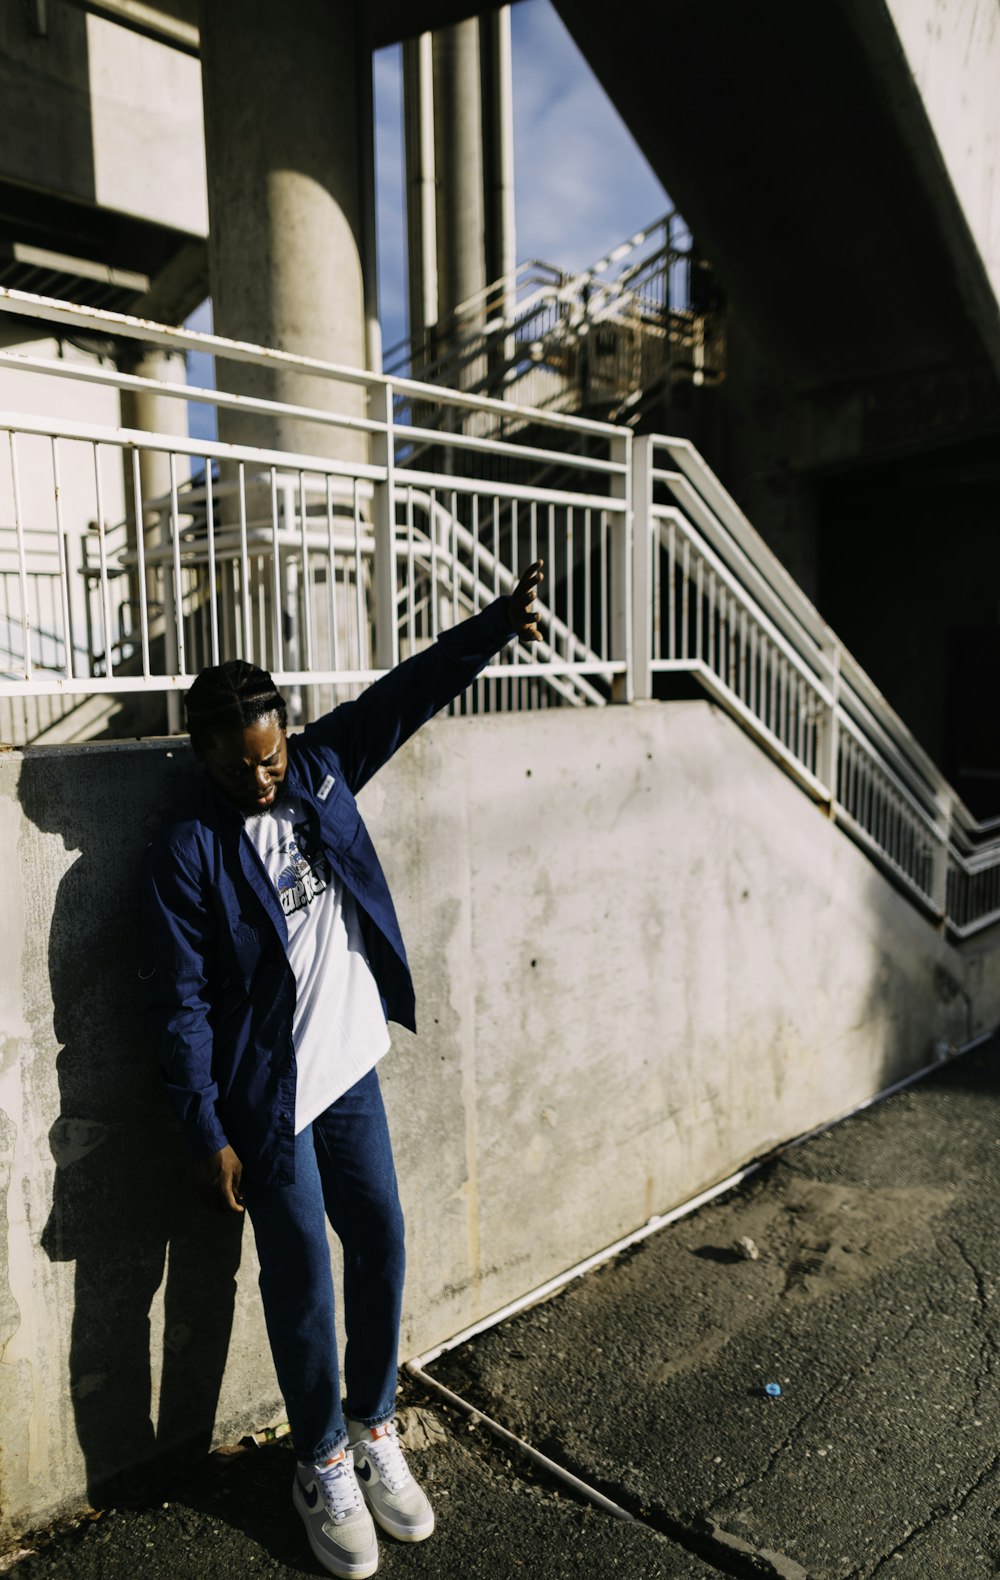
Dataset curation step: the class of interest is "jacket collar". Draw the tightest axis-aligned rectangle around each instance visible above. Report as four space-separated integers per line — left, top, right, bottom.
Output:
194 773 290 945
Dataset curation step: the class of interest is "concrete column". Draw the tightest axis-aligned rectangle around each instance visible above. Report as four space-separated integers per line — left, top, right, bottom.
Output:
482 7 516 312
356 11 381 378
403 33 439 372
481 6 516 390
198 0 371 463
433 17 487 376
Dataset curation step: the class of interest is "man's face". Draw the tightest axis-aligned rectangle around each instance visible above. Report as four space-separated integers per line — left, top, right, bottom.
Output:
200 714 288 814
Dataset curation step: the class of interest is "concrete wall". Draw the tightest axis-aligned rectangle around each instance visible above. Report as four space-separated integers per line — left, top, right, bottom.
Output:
885 0 1000 315
0 0 206 235
1 700 998 1536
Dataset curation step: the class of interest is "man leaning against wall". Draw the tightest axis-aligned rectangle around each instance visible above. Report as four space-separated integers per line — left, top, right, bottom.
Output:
138 563 544 1578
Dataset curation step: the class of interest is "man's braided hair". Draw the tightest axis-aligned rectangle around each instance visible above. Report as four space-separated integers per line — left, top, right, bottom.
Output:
184 660 287 752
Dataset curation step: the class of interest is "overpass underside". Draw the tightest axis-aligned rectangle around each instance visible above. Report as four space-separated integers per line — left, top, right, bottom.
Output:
554 0 1000 810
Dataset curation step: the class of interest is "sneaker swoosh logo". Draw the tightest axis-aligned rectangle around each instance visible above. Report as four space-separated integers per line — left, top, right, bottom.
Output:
356 1459 372 1483
301 1480 320 1510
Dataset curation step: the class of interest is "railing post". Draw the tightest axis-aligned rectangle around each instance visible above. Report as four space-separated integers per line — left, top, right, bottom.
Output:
369 380 399 671
80 531 95 681
631 434 653 701
164 455 186 733
817 638 841 813
610 429 633 703
931 793 954 925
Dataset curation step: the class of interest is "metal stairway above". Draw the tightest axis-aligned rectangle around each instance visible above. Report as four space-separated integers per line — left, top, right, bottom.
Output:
385 213 726 430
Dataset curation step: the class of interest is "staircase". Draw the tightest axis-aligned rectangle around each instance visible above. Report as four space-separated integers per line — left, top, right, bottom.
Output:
386 213 725 435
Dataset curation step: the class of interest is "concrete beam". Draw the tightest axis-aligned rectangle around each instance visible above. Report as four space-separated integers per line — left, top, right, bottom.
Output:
57 0 198 55
553 0 1000 390
129 239 208 327
51 0 522 56
0 0 207 239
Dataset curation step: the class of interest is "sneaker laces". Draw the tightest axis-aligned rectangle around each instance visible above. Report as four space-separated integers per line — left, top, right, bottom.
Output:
311 1452 366 1522
361 1422 412 1494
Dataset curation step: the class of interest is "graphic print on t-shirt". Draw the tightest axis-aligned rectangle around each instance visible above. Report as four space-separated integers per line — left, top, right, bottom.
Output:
245 792 391 1132
273 818 331 918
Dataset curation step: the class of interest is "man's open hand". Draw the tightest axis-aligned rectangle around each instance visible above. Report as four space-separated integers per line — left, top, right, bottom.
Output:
198 1144 244 1213
507 560 544 643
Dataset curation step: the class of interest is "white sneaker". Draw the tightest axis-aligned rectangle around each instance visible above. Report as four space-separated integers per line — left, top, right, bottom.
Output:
347 1418 435 1543
292 1449 379 1578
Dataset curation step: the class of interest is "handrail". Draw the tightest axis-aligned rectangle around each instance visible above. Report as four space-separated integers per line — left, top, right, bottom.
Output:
1 294 998 937
0 286 621 439
651 442 964 826
638 434 1000 936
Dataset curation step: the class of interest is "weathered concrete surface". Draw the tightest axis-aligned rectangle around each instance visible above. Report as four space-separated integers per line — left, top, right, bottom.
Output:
374 703 996 1364
200 0 370 459
433 1038 1000 1580
884 0 1000 321
0 0 206 235
1 700 998 1538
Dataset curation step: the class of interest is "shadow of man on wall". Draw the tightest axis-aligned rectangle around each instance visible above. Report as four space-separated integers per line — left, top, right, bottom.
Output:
18 742 244 1505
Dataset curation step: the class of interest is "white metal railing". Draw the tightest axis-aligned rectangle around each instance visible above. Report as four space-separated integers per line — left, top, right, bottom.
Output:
1 288 1000 938
633 435 1000 938
0 287 628 739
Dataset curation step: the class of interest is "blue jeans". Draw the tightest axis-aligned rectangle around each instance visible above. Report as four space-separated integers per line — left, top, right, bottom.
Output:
242 1068 405 1463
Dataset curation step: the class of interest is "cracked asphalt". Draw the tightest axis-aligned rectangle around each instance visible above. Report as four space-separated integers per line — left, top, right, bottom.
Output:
5 1038 1000 1580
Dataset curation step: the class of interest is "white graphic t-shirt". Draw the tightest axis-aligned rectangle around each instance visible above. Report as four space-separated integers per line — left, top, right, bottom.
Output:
245 794 390 1132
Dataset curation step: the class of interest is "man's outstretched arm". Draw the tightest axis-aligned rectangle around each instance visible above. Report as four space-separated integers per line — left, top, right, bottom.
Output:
303 561 544 794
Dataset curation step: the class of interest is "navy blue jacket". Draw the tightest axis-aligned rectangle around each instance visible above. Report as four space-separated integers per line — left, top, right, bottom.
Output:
139 598 514 1186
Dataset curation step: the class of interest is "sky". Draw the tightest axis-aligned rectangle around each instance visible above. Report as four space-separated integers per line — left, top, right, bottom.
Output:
188 0 668 434
374 0 669 356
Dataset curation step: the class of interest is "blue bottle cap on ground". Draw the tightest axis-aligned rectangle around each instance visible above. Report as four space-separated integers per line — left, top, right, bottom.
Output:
764 1382 782 1397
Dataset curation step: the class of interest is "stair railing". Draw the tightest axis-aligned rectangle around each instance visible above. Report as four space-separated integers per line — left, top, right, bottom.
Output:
634 435 1000 936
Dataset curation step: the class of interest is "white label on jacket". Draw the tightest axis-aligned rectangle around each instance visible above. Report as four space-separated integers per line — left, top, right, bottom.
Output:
317 774 335 802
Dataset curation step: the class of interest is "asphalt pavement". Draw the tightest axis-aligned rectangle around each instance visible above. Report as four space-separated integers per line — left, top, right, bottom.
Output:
5 1038 1000 1580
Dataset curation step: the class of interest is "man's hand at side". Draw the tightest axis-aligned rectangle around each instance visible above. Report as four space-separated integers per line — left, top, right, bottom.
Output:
198 1144 245 1213
506 560 544 643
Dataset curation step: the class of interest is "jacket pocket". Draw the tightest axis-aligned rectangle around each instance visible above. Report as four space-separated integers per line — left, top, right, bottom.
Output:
313 773 361 847
230 923 260 985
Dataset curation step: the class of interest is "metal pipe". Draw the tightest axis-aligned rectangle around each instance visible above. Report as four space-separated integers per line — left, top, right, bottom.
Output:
404 1363 635 1523
205 462 219 666
130 447 150 679
51 438 75 682
403 34 439 363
